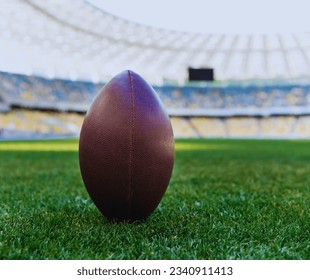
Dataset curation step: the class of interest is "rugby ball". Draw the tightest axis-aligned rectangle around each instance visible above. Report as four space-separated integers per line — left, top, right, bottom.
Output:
79 70 174 221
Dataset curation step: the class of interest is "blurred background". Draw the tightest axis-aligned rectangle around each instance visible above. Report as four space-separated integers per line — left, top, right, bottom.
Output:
1 0 310 139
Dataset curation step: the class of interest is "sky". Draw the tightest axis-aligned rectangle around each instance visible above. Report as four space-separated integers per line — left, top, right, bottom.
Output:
88 0 310 34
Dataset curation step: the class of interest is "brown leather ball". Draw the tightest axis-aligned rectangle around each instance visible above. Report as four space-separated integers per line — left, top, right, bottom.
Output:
79 70 174 222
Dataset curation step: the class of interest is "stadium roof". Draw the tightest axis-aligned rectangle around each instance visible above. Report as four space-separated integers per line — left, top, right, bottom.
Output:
1 0 310 84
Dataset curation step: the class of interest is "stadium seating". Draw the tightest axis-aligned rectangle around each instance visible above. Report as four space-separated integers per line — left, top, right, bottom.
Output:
2 71 310 139
2 71 310 115
2 109 310 139
0 109 83 136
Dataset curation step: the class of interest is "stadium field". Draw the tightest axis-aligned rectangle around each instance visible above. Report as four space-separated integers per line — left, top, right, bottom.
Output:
0 138 309 260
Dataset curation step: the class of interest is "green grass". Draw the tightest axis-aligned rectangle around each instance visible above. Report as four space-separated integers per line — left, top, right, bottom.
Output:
0 138 309 260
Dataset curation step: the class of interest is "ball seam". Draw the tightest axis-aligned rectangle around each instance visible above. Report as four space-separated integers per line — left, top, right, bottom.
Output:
128 70 135 218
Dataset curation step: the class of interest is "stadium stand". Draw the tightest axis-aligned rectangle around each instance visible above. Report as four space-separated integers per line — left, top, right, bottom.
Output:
0 72 310 116
1 71 310 139
2 71 310 114
0 109 83 138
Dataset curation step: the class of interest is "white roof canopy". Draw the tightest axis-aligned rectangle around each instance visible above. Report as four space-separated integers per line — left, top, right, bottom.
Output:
1 0 310 84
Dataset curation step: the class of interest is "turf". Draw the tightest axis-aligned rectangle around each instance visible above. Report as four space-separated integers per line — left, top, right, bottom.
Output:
0 138 309 260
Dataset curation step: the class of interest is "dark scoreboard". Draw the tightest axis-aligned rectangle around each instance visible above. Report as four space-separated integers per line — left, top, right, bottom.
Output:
188 67 214 81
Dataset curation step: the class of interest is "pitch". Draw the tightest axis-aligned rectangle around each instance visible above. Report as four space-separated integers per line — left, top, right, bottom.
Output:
0 139 309 259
